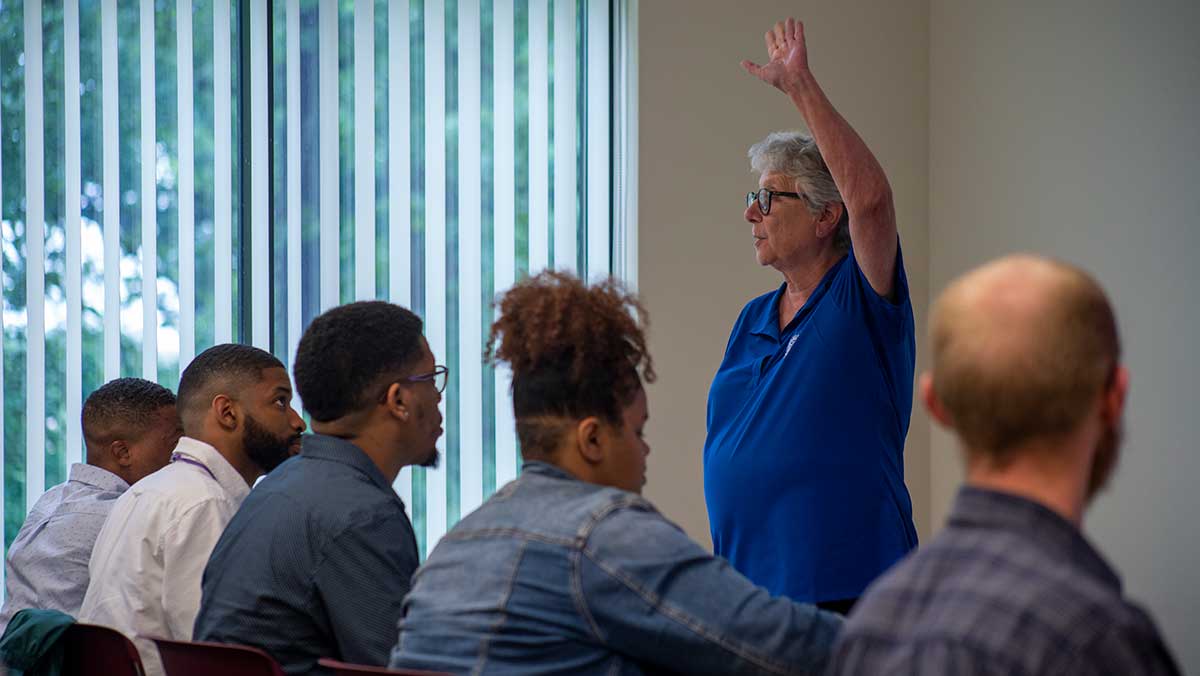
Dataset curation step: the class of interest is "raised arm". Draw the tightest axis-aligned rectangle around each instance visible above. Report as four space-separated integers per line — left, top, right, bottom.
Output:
743 18 899 299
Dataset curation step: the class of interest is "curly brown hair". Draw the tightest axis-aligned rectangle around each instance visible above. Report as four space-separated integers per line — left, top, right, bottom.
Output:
486 271 655 456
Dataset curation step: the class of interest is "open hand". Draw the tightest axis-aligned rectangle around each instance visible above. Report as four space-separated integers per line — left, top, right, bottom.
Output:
741 17 810 94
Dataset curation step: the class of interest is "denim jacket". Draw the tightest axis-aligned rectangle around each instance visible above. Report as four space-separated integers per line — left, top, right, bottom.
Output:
390 462 841 675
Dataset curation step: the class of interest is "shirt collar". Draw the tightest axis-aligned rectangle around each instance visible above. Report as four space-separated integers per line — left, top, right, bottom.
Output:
68 463 130 493
171 436 252 503
749 254 847 340
299 434 400 500
520 460 578 482
749 281 790 340
949 485 1122 591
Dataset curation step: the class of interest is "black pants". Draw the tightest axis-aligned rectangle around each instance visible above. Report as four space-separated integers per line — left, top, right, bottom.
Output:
816 597 858 616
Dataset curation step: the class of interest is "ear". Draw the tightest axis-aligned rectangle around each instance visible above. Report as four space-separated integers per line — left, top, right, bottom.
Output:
383 382 411 422
109 439 134 468
575 417 605 465
213 394 240 432
920 373 954 429
815 201 844 239
1102 365 1129 424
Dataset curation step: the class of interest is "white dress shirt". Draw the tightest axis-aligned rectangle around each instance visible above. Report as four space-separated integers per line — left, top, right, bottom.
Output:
79 437 250 676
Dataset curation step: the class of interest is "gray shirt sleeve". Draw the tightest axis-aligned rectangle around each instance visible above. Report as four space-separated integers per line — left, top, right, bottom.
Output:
0 509 108 630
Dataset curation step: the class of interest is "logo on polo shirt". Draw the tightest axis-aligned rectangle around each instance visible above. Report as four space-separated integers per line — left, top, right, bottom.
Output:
785 333 799 358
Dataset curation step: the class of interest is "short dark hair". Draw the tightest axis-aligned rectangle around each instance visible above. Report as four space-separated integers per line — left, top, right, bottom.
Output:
486 271 655 457
82 378 177 449
293 301 425 422
177 344 285 429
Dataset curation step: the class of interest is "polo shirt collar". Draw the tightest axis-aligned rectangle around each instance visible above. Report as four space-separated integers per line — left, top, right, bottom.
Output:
300 433 400 501
749 254 847 340
171 436 252 503
68 463 130 493
949 485 1121 591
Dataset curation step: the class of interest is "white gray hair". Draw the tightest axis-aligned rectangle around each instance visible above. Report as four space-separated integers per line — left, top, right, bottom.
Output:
748 131 850 252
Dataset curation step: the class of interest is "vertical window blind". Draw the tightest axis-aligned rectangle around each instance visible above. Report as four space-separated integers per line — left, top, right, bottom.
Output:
0 0 630 598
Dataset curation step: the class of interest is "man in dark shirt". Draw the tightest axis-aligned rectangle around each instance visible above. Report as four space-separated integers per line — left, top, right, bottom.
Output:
194 301 443 674
829 255 1180 675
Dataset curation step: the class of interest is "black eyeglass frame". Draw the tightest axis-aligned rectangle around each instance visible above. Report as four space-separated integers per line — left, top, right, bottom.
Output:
378 364 450 403
746 188 805 215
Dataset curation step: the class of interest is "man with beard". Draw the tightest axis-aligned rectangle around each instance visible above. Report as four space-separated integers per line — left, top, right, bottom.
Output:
194 301 437 675
80 344 305 676
828 255 1180 675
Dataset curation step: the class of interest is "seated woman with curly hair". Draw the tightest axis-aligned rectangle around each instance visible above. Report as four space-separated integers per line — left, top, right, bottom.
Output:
389 271 841 676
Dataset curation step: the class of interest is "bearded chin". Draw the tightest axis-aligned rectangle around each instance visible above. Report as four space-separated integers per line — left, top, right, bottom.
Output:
413 403 441 469
420 450 441 469
1086 418 1123 502
244 414 293 474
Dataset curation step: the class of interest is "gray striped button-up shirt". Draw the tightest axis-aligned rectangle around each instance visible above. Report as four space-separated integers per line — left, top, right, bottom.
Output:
0 463 128 633
194 433 420 675
828 486 1180 676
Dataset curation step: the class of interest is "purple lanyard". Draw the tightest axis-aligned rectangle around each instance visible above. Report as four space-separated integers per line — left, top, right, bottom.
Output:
171 453 217 482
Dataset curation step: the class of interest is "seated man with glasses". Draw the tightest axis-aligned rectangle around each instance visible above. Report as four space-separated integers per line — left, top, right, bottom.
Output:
194 301 443 675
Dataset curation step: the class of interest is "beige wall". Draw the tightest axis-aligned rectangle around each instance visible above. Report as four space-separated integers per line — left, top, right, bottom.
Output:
638 0 1198 669
929 0 1200 669
637 0 932 546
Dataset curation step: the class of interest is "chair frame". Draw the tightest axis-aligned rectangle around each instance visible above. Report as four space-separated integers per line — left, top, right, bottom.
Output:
144 635 285 676
62 622 146 676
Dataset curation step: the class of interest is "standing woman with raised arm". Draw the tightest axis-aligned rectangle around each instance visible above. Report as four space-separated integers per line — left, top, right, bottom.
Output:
703 18 918 614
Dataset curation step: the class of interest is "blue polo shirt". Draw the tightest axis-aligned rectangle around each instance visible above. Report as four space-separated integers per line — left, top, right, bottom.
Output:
703 245 917 603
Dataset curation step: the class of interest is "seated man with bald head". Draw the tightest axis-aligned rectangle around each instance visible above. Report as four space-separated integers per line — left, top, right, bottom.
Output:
0 378 180 633
79 344 306 676
828 255 1180 675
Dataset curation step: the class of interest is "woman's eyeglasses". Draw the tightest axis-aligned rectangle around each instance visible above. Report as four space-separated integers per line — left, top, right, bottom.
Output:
746 188 804 215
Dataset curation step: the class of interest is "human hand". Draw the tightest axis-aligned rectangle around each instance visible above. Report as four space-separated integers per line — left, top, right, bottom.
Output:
741 17 810 95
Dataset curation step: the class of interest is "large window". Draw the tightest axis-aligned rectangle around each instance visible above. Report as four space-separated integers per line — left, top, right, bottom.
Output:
0 0 634 582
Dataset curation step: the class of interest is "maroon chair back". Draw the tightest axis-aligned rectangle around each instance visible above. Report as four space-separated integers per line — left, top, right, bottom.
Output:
147 636 285 676
61 622 145 676
316 657 452 676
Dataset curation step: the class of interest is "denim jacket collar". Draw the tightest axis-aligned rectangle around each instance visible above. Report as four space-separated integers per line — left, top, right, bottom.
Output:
519 460 578 482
